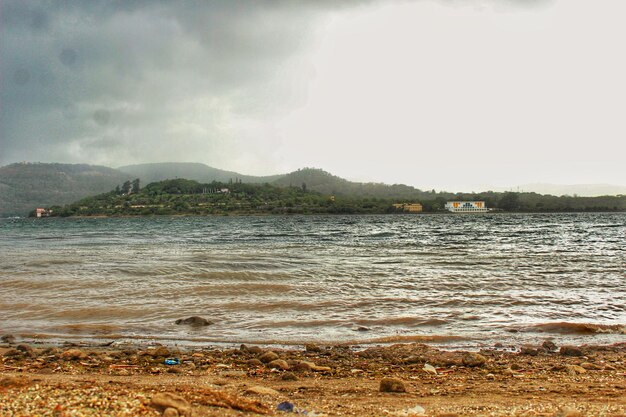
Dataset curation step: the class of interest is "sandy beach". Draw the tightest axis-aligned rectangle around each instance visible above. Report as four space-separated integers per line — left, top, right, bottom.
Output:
1 340 625 417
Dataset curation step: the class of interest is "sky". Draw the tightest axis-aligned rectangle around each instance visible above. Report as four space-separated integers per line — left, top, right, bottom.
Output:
1 0 625 192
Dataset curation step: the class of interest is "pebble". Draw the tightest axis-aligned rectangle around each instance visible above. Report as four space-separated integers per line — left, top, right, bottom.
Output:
268 359 290 370
259 351 279 363
245 385 281 396
150 392 191 417
559 346 584 357
247 358 263 367
379 377 407 393
174 316 213 326
462 352 487 367
163 408 179 417
281 372 298 381
60 348 88 360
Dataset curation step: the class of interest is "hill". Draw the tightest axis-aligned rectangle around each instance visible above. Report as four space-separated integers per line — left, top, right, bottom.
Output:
0 163 130 217
118 162 282 185
493 183 626 197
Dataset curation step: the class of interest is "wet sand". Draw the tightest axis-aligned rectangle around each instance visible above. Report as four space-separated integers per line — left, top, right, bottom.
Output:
1 340 625 416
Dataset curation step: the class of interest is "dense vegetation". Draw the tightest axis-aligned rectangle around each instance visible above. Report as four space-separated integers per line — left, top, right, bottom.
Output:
41 177 626 217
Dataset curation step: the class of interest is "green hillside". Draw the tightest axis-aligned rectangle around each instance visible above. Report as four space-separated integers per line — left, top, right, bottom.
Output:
0 163 130 217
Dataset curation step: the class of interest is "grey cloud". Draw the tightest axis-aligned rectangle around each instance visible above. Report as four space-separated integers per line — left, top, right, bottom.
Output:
0 0 551 166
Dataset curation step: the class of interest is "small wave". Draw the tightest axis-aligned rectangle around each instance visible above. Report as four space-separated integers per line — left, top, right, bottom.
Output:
353 317 448 327
526 322 626 335
52 323 124 335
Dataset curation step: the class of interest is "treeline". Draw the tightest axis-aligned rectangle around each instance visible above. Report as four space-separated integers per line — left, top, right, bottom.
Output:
38 178 626 217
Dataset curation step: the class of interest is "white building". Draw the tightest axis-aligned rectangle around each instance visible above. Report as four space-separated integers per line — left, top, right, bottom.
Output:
445 201 489 213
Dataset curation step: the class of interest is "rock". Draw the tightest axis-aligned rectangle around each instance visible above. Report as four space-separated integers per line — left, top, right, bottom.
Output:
247 358 263 367
542 340 558 351
150 393 191 417
560 346 584 357
580 362 602 370
245 385 281 396
397 405 426 416
163 408 179 417
1 334 16 344
462 352 487 367
565 364 587 375
258 351 279 363
494 342 504 348
0 376 30 388
147 346 171 357
305 343 321 352
422 363 437 375
520 346 539 356
356 326 371 332
281 372 298 381
553 406 582 417
291 362 313 372
379 377 407 393
60 348 88 360
16 344 34 356
268 359 290 370
3 348 21 357
174 316 213 326
240 344 263 354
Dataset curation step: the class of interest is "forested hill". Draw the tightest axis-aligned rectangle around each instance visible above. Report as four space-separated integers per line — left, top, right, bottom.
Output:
118 162 282 185
0 163 129 217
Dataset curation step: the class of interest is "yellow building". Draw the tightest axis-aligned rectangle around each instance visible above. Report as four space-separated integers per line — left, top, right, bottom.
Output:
393 203 423 213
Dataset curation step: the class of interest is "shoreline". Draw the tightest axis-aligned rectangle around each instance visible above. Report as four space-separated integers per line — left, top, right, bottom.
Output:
1 339 625 416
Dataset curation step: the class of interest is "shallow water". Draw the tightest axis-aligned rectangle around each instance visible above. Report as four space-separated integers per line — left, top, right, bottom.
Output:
0 213 624 348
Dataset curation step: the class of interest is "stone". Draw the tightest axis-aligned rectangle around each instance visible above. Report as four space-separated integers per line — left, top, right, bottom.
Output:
305 343 321 352
462 352 487 367
16 344 34 356
422 363 437 375
291 362 313 372
553 406 582 417
247 358 263 367
520 346 539 356
379 377 407 393
258 351 279 363
0 376 30 388
163 408 179 417
60 348 88 360
560 346 584 357
150 392 191 417
147 346 171 357
245 385 281 396
580 362 602 370
565 364 587 375
542 340 558 351
281 372 298 381
175 316 213 326
3 348 21 357
1 334 16 344
268 359 290 370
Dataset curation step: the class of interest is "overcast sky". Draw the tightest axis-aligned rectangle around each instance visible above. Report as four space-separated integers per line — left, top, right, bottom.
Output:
1 0 625 191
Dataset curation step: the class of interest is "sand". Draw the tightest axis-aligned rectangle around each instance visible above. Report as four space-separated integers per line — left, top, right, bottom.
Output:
1 341 625 416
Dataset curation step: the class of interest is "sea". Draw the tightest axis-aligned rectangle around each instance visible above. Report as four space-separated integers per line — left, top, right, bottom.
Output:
0 213 624 350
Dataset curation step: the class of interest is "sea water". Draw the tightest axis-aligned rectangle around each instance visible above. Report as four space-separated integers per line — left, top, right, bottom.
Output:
0 213 624 348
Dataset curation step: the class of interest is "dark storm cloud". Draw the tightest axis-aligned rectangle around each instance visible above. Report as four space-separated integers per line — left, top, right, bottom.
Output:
0 0 551 166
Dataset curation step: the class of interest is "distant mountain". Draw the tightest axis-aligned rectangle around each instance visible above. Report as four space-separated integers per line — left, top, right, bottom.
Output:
494 183 626 197
118 162 282 185
274 168 429 199
0 163 130 217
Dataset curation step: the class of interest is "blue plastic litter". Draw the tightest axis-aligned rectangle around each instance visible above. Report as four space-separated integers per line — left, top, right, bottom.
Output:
277 401 295 412
164 358 180 365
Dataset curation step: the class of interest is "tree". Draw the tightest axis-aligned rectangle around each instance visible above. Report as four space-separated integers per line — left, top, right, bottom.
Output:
499 192 520 211
131 178 140 194
302 182 307 192
121 180 131 194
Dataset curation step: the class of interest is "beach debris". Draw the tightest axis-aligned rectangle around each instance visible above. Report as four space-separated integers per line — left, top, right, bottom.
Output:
1 334 16 344
379 377 407 393
422 363 437 375
245 385 281 396
164 357 180 365
462 352 486 367
277 401 295 412
175 316 213 326
259 351 280 363
150 392 191 417
560 346 584 357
